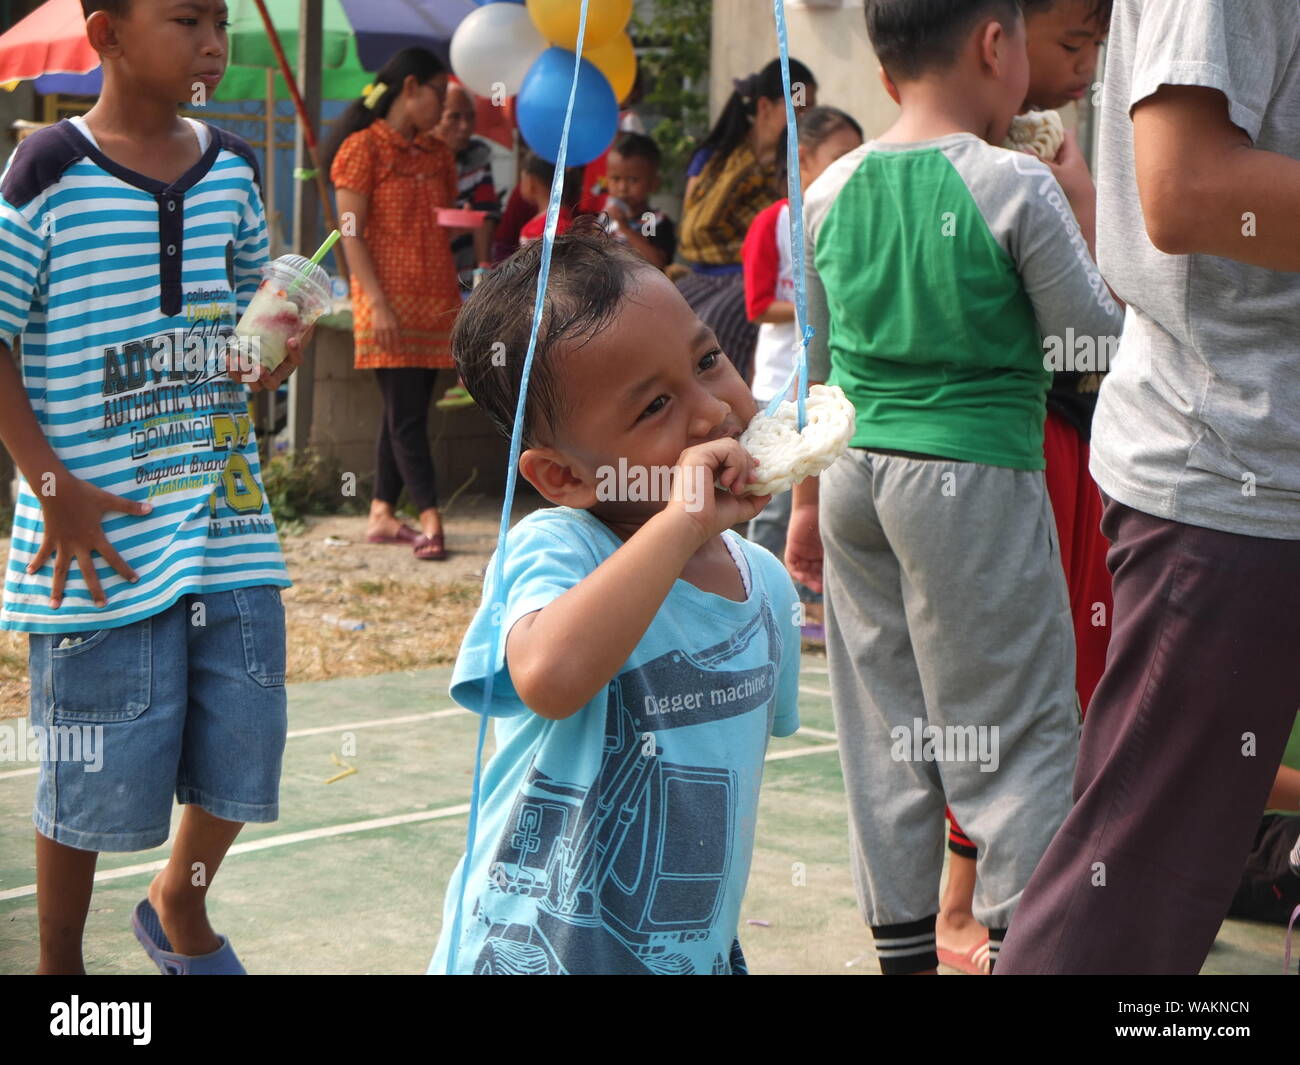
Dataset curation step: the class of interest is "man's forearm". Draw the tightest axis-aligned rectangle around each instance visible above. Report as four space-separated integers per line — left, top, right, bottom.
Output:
1135 86 1300 270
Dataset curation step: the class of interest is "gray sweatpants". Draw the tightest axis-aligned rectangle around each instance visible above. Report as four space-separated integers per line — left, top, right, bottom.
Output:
820 449 1079 959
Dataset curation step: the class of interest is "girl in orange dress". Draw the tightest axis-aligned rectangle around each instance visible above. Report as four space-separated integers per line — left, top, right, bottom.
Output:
324 48 460 559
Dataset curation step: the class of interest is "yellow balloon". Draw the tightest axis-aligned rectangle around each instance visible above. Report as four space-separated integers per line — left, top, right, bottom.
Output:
527 0 632 52
586 32 637 105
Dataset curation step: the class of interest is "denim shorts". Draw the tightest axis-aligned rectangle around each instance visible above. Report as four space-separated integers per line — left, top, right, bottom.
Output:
29 586 287 852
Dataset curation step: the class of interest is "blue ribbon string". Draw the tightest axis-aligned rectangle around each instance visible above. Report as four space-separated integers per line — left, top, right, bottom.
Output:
765 0 814 429
446 0 592 975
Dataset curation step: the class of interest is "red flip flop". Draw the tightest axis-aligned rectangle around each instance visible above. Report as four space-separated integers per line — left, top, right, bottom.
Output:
937 939 991 975
413 532 446 561
367 524 421 546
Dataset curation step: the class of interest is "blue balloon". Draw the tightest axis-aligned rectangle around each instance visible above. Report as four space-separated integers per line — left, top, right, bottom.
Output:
516 47 619 167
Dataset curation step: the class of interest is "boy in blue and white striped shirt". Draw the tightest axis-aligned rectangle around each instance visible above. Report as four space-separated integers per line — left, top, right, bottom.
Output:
0 0 304 974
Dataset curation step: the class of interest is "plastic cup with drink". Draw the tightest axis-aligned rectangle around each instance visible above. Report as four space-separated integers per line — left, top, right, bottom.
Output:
234 230 340 376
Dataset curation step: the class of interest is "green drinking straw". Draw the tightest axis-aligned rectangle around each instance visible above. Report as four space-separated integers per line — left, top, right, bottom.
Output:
287 228 341 296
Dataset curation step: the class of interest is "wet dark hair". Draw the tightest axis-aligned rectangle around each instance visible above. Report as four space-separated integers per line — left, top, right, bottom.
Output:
1021 0 1113 27
81 0 129 15
773 106 865 186
609 131 661 170
696 57 817 168
453 215 656 448
866 0 1023 82
322 47 446 175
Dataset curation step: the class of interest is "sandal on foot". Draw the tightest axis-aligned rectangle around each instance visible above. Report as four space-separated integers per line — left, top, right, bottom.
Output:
937 938 991 975
413 532 446 561
435 385 475 410
367 524 421 545
133 899 246 975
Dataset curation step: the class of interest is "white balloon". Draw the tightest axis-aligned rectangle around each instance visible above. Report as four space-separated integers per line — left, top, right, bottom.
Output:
451 4 548 99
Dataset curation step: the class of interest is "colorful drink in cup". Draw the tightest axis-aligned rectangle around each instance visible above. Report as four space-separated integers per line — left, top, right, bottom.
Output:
235 254 332 373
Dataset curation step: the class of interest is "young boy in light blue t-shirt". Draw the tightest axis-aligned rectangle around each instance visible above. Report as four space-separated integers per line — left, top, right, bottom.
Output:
430 218 801 976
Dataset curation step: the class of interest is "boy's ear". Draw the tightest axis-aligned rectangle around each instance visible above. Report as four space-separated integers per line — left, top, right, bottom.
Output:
978 16 1013 78
518 446 599 509
85 10 124 59
878 66 900 107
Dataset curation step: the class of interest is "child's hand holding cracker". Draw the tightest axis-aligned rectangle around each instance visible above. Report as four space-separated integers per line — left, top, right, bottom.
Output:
668 436 771 546
1043 130 1095 205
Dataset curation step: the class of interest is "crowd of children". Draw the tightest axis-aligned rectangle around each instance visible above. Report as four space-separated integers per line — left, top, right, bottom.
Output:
2 0 1298 977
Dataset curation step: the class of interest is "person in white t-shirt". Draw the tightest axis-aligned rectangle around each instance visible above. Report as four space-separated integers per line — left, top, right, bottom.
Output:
741 107 862 632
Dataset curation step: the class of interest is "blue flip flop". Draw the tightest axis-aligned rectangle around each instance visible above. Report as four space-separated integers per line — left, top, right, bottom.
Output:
132 898 247 975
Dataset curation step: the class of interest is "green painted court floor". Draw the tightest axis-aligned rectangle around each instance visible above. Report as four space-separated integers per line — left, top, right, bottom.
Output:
0 661 1288 975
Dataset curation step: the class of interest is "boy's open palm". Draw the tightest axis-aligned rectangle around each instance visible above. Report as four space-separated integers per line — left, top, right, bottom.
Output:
29 474 150 608
669 437 770 544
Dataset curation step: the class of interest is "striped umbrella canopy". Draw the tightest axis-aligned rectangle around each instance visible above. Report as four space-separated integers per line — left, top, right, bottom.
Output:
0 0 483 100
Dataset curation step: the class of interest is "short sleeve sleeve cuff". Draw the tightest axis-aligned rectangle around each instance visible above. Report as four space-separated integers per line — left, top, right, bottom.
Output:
1127 1 1293 144
0 204 44 348
449 516 601 718
329 130 374 195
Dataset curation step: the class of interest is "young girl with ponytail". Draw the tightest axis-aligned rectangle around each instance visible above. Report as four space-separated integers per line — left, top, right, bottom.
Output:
324 47 459 560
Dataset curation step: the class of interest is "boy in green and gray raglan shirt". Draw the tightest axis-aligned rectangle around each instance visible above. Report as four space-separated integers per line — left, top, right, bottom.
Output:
785 0 1123 974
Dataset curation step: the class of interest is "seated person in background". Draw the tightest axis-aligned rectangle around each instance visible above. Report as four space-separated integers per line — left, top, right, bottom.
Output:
432 78 502 410
517 150 583 246
595 131 677 271
433 78 502 285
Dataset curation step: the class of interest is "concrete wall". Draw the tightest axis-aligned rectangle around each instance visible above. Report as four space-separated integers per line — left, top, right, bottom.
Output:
710 0 896 139
709 0 1083 140
306 325 519 502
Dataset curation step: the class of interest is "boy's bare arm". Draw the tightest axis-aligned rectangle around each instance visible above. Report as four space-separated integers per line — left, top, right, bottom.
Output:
473 218 498 266
1134 85 1300 269
507 439 767 720
610 214 668 270
0 342 148 606
1046 132 1098 260
786 458 823 595
753 299 796 325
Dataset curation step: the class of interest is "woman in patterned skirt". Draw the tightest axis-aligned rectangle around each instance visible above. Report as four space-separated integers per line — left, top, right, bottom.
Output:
325 48 460 560
677 58 817 387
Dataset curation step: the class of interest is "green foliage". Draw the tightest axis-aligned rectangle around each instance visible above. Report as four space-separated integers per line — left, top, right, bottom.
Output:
633 0 711 198
262 447 363 524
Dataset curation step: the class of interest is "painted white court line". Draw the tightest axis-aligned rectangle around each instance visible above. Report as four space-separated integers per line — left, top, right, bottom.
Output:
0 742 841 901
799 685 833 699
797 726 839 742
803 666 829 675
765 742 839 762
0 804 473 902
0 767 37 782
0 707 472 782
286 706 469 739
